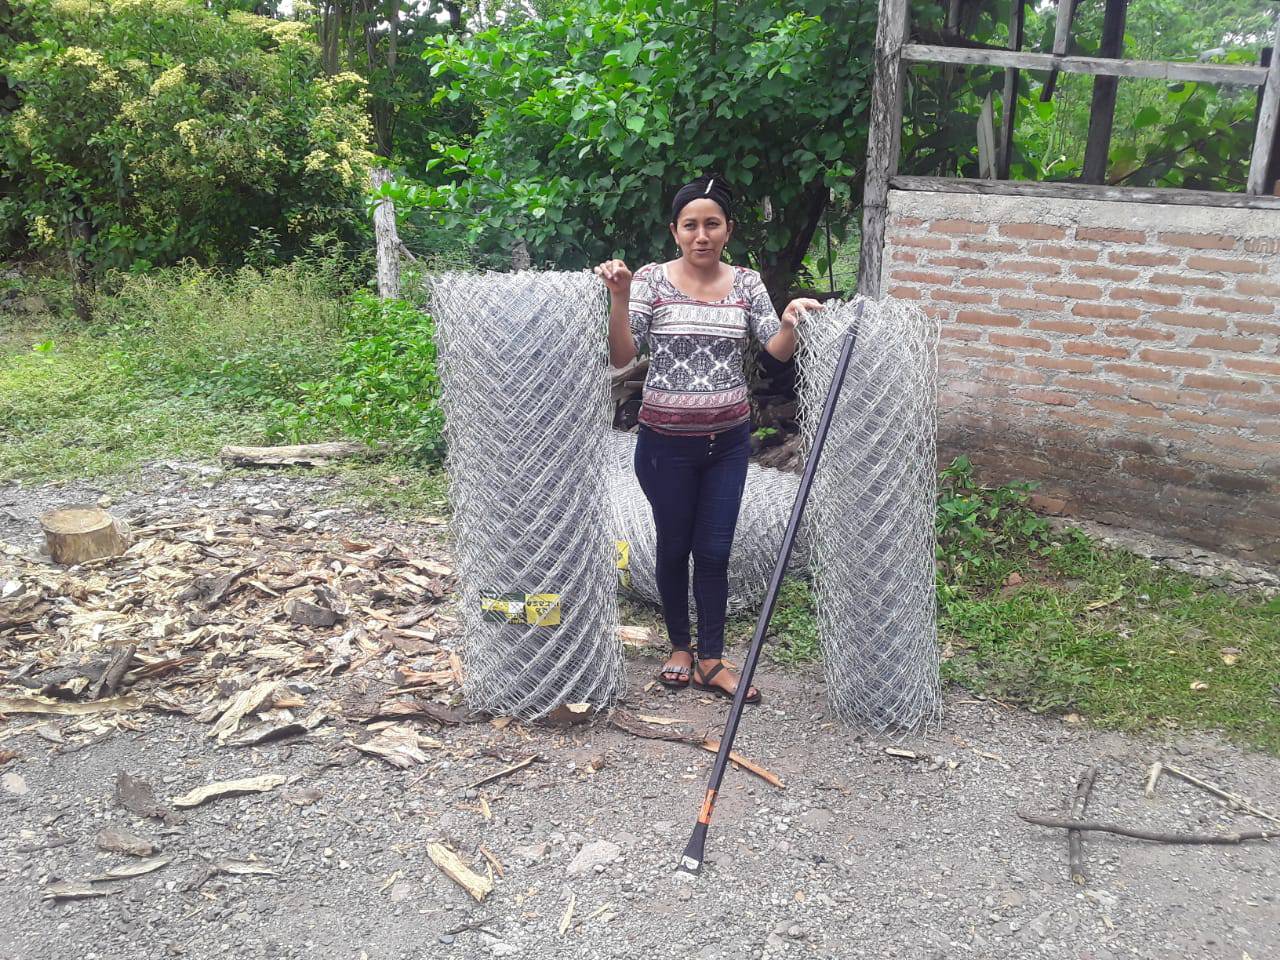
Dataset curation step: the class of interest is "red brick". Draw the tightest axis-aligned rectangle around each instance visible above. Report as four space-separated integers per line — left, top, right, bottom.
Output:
987 367 1048 385
1077 227 1146 244
934 289 993 305
1124 421 1198 439
939 359 971 376
1104 363 1175 383
889 285 923 300
1028 318 1095 336
1236 320 1280 337
1138 348 1212 369
1027 244 1100 262
948 381 1013 399
890 250 918 264
999 223 1067 241
1224 357 1280 377
1210 434 1280 455
891 216 926 228
1184 373 1264 394
931 219 990 236
953 344 1017 363
1074 264 1141 282
1193 294 1274 315
1026 355 1095 373
1057 376 1124 396
962 275 1027 290
891 235 952 251
1013 388 1078 406
1090 398 1167 419
1003 261 1064 276
1000 295 1066 312
1189 334 1265 352
1159 232 1237 251
988 333 1051 351
928 255 986 269
1186 255 1264 274
1110 287 1182 307
1105 324 1176 342
955 310 1021 328
1213 394 1280 414
891 269 953 285
1127 385 1190 405
1064 342 1128 359
1167 409 1249 429
1235 278 1280 297
941 327 983 342
1072 302 1141 321
1033 281 1104 300
1149 310 1229 331
959 239 1021 254
1052 412 1116 432
1150 272 1226 290
1109 250 1179 267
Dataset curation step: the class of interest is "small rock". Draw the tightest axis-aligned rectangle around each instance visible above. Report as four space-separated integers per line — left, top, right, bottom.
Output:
566 839 620 877
2 772 27 796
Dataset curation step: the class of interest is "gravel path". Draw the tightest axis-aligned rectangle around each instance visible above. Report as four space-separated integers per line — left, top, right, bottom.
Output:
1 464 1277 960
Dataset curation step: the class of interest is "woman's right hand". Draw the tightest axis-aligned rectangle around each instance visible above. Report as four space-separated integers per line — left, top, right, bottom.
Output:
593 259 633 298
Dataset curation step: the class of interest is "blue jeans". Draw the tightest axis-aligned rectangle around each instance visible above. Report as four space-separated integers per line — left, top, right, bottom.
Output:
634 422 750 661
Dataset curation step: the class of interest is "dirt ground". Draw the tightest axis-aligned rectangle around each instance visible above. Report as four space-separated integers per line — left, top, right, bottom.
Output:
1 463 1277 960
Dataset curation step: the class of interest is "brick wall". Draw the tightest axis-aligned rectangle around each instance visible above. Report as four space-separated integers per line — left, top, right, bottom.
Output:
883 189 1280 566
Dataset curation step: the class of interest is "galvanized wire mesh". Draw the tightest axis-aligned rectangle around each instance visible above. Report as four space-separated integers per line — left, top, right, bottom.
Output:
797 297 942 731
427 270 622 720
606 431 807 617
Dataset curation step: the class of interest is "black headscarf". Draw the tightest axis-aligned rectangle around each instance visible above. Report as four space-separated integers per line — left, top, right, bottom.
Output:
670 174 734 224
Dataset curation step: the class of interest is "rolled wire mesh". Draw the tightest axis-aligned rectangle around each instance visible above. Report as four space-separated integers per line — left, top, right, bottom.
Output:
427 271 622 720
606 431 807 616
797 297 941 731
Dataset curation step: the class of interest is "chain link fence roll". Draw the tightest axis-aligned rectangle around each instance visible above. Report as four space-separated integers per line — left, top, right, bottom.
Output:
606 431 808 616
797 297 942 731
427 271 622 720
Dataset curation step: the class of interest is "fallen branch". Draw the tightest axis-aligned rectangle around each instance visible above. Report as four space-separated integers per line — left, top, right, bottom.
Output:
1020 813 1280 845
1069 765 1099 885
464 755 537 791
610 710 785 789
1163 764 1280 827
426 843 492 902
218 442 386 468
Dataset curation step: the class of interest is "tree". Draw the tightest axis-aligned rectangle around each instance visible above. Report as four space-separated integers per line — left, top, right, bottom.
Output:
1 0 374 292
413 0 878 303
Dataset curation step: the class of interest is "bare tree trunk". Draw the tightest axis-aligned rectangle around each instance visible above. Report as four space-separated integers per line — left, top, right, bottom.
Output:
371 167 401 299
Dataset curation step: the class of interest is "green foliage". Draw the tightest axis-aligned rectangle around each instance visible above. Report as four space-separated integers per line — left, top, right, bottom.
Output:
1 0 373 275
413 0 878 296
935 455 1057 587
267 292 445 464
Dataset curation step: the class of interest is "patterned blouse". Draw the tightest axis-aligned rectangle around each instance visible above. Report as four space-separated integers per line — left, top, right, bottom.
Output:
628 262 781 436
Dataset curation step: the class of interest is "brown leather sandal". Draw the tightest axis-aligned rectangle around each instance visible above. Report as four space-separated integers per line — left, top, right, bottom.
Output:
692 660 762 704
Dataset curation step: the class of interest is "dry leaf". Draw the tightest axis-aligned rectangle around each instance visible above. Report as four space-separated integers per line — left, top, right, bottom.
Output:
90 855 171 880
1190 681 1210 692
171 774 286 808
43 881 112 901
353 725 438 768
97 827 158 857
0 694 143 716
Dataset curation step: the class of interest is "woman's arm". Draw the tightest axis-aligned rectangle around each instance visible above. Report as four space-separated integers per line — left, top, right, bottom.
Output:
595 259 638 367
765 298 822 362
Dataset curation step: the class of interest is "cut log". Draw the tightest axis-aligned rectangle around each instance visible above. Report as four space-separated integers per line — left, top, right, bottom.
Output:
39 506 131 566
218 442 385 468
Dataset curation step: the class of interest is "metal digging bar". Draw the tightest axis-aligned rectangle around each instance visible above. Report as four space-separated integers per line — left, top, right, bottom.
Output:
677 300 865 877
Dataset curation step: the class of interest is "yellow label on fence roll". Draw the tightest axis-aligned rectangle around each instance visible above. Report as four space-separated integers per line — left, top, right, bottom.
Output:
524 593 562 627
615 540 631 589
480 591 562 627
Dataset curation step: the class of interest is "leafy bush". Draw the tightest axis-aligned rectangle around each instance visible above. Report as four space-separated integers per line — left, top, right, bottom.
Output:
267 292 444 464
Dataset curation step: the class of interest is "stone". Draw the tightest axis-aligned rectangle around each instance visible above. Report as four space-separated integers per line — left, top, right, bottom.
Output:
566 839 621 877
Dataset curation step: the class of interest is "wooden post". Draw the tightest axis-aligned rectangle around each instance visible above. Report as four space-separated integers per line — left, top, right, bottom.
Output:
1250 13 1280 196
370 167 401 299
998 0 1026 179
1082 0 1128 185
857 0 910 299
1041 0 1080 102
977 92 997 179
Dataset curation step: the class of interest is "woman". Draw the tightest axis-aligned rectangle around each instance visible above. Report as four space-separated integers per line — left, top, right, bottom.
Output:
595 174 820 704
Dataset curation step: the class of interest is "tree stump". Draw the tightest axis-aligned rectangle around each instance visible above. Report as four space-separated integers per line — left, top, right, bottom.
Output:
39 506 131 566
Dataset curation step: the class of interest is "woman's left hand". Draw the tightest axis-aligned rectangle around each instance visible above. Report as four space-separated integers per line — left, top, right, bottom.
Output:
781 297 822 330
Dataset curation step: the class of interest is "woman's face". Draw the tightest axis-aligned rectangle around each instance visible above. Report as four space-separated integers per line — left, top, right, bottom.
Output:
669 197 733 266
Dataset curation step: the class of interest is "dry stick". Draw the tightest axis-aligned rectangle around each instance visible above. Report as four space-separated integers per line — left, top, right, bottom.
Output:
1020 813 1280 845
1144 761 1164 798
464 755 537 791
1069 765 1099 886
1162 764 1280 826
